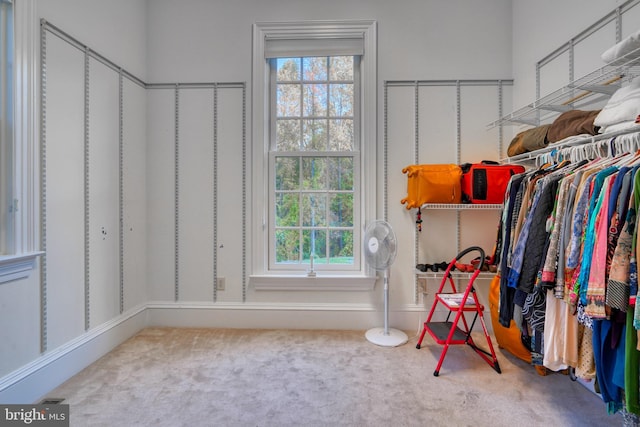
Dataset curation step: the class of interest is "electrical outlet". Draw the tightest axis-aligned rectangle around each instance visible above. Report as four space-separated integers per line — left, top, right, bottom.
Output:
417 277 427 294
216 277 225 291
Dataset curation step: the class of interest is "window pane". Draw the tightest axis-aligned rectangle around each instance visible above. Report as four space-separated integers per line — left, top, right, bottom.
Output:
329 193 353 227
277 84 301 117
275 229 300 263
302 57 327 81
329 230 353 263
329 83 353 117
270 54 359 271
275 157 299 190
302 84 327 117
303 229 327 264
275 193 300 227
328 157 353 190
276 119 301 151
302 119 327 151
276 58 301 81
301 193 326 227
329 56 353 81
329 119 353 151
302 157 326 190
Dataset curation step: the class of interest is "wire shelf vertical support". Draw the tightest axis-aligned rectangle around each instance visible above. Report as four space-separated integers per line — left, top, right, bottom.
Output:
241 83 247 303
212 83 218 302
174 84 180 302
118 69 124 314
39 18 48 353
455 81 461 255
413 80 420 304
383 81 389 223
83 46 91 332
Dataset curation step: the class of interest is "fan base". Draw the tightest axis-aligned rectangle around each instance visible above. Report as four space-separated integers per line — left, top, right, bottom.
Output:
365 327 408 347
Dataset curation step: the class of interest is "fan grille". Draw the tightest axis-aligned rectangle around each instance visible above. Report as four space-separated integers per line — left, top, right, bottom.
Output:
363 220 397 271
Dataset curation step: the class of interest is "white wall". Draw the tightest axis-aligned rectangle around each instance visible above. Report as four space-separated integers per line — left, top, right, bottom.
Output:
145 0 513 83
144 0 513 313
3 0 635 404
36 0 147 80
0 0 147 388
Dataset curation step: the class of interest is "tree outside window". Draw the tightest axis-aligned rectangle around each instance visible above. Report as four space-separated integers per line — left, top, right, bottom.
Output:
272 56 356 269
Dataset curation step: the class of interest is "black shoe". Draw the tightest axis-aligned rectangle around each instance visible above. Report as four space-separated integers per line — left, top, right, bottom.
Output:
434 262 449 271
416 264 431 272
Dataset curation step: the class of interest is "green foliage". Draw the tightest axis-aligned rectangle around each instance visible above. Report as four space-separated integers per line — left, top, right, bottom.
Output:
273 56 356 266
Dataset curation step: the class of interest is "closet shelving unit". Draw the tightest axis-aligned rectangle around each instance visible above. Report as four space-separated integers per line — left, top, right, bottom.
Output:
416 270 497 280
496 49 640 163
481 1 640 396
488 53 640 129
414 204 502 279
385 80 512 301
418 203 502 210
490 46 640 165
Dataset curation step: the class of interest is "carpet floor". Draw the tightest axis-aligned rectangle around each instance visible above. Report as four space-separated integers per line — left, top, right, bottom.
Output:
46 327 623 426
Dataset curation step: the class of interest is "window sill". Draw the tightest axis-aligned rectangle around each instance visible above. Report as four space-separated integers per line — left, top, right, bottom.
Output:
250 274 376 291
0 252 44 284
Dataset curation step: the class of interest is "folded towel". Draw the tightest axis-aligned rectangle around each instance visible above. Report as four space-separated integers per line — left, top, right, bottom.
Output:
599 121 640 135
601 29 640 65
594 77 640 129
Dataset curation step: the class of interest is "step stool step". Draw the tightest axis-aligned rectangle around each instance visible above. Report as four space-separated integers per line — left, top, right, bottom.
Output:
426 321 469 344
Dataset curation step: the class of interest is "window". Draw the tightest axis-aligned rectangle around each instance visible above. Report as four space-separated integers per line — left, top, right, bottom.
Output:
251 21 377 289
0 0 13 256
270 56 359 272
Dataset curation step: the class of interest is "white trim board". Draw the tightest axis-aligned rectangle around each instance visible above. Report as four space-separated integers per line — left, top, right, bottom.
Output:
0 304 147 404
146 301 382 330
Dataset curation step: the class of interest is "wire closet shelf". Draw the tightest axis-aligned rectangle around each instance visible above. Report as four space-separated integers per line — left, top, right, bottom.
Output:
488 46 640 129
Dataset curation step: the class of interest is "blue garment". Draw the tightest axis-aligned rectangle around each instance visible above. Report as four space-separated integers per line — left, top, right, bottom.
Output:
608 167 629 224
499 173 526 327
566 174 595 271
518 175 561 294
507 177 546 289
592 319 625 414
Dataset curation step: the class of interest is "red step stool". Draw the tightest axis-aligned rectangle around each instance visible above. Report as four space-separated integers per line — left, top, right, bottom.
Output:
416 246 501 376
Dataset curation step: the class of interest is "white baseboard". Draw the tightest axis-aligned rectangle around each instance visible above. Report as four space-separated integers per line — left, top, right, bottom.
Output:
0 304 147 404
146 301 384 330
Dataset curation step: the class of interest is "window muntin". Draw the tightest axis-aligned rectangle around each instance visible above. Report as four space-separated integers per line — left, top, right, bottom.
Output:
269 56 359 271
0 0 14 256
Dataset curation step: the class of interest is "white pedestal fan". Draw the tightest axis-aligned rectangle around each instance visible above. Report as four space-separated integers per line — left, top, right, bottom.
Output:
364 219 408 347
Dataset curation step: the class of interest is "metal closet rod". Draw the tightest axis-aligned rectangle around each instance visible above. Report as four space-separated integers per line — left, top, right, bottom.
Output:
42 19 244 90
385 79 513 87
502 126 640 164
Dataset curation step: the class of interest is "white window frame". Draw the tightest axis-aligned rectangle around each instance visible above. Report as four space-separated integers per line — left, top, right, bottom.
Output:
0 0 41 284
1 0 14 256
251 20 377 291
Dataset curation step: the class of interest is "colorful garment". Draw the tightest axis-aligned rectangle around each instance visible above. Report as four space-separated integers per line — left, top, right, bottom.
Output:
585 174 615 318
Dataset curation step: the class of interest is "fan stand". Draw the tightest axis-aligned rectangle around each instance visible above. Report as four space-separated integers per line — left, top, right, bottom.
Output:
366 270 408 347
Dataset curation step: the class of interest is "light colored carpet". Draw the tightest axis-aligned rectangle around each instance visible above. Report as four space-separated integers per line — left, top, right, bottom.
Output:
46 327 622 426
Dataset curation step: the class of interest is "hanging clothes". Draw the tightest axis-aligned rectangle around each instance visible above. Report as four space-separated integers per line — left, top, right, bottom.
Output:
494 142 640 416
